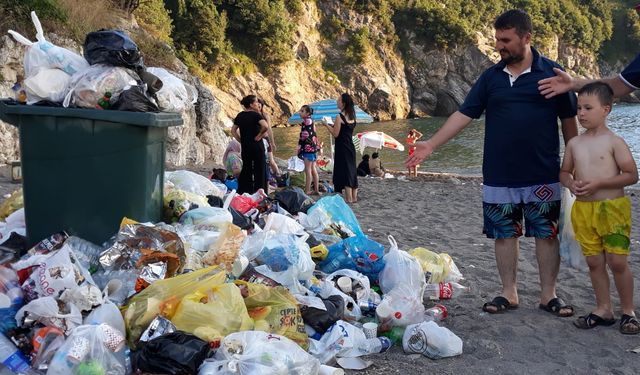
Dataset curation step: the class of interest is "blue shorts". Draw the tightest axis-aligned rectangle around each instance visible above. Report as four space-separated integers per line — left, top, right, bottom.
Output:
301 152 317 161
482 183 561 239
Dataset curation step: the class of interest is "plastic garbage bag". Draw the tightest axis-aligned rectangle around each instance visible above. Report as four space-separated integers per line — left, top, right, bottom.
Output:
84 288 126 336
23 68 71 104
111 84 159 112
319 236 385 282
409 247 463 284
307 195 364 237
83 29 143 69
375 284 425 327
287 156 305 172
63 64 139 108
0 266 23 334
132 331 210 375
559 188 587 270
237 281 308 349
16 296 82 335
309 320 389 365
326 269 371 303
179 207 233 230
164 189 211 222
202 224 246 272
47 324 126 375
172 284 254 343
0 208 26 247
300 295 345 334
165 171 225 198
274 187 314 214
123 266 226 347
263 213 307 238
200 331 320 375
146 67 198 112
378 236 425 296
402 320 463 359
8 11 88 76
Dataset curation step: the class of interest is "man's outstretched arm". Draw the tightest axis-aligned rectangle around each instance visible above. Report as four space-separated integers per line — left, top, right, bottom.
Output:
539 67 635 98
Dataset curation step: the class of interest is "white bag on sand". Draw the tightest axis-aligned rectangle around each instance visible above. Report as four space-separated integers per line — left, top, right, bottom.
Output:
402 321 462 359
559 188 587 270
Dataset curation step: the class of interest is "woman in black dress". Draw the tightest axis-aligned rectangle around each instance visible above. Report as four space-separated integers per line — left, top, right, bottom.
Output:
231 95 268 194
321 93 358 203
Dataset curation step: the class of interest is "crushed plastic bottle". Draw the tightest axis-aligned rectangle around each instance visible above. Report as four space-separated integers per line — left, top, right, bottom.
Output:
424 282 468 300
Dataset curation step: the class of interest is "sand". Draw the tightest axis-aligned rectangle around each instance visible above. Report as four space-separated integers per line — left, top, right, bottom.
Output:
346 173 640 375
1 169 639 374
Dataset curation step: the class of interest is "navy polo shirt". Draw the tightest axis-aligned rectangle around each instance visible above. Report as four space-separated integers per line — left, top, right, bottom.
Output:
620 53 640 89
459 47 577 187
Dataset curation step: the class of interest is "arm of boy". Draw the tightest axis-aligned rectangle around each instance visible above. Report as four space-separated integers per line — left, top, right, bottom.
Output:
559 141 578 194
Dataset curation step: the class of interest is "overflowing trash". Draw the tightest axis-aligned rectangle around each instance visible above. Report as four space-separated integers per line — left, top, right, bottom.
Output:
0 165 468 374
8 11 198 113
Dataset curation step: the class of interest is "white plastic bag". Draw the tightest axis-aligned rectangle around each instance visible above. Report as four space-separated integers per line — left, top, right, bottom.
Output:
376 284 425 327
47 324 126 375
200 331 320 375
166 170 224 198
23 68 71 104
84 297 126 336
559 188 587 270
146 67 198 112
263 213 308 240
378 236 425 296
309 320 385 365
8 11 88 77
15 296 82 335
288 156 305 172
402 321 463 359
63 64 139 108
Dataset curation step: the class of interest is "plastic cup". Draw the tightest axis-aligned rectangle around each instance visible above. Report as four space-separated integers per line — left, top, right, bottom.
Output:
363 322 378 339
232 255 249 277
337 276 352 293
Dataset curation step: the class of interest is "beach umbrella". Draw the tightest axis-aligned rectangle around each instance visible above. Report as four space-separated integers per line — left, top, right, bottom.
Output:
354 131 405 154
286 99 374 125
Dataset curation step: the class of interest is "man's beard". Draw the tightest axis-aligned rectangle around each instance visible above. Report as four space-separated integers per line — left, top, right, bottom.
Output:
500 50 524 65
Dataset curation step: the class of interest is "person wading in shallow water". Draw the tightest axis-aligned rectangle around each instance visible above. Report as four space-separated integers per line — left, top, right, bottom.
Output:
407 9 579 317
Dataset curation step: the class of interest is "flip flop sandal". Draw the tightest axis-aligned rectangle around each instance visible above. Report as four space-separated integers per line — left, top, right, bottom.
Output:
619 314 640 335
539 297 575 317
482 296 519 314
573 313 616 329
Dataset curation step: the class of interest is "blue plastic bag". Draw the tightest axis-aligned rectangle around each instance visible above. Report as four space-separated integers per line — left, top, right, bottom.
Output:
319 236 385 283
307 195 363 237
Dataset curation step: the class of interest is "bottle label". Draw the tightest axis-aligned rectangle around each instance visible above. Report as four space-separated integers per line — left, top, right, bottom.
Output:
3 351 30 372
439 282 453 299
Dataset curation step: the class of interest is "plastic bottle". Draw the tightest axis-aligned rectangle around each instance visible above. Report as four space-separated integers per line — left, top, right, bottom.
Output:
360 337 392 354
380 326 405 344
0 334 31 374
423 282 468 300
96 92 112 110
424 304 448 322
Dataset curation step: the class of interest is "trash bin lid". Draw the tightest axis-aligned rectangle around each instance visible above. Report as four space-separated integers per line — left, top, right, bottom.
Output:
0 100 183 128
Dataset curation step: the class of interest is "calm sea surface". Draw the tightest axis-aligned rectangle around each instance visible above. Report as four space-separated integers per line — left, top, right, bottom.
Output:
272 104 640 175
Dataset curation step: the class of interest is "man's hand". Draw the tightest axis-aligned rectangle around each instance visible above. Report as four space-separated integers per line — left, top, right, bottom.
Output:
538 68 574 99
405 140 435 167
574 179 599 196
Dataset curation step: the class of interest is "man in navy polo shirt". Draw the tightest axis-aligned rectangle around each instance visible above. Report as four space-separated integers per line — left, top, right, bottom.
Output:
538 53 640 98
407 9 578 316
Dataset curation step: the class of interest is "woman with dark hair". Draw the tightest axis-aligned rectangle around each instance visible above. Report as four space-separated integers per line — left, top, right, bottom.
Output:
231 95 269 194
321 93 358 203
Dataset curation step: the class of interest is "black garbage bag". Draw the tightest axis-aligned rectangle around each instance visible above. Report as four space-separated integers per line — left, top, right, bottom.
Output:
274 187 314 214
131 331 211 375
112 85 160 112
84 29 143 69
206 195 224 208
229 206 253 230
276 172 290 187
300 295 345 334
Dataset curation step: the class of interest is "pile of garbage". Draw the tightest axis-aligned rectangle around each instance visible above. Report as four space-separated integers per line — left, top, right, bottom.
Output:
8 11 197 113
0 169 468 374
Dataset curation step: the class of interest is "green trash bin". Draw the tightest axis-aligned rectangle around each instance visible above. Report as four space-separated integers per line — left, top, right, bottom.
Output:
0 101 183 246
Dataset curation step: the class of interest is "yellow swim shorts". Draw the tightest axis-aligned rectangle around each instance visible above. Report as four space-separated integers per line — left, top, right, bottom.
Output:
571 196 631 257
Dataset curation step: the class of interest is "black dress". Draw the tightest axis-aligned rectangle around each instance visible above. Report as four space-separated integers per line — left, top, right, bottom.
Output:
234 111 266 194
333 113 357 193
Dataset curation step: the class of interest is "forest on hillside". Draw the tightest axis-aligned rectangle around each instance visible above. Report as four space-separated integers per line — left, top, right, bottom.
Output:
1 0 639 83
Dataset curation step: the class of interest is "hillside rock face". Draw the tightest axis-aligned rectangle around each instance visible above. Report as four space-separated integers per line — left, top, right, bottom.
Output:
0 2 608 166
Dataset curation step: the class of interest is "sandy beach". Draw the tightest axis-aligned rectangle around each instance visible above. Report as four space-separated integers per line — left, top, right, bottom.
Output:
1 169 639 374
346 174 640 375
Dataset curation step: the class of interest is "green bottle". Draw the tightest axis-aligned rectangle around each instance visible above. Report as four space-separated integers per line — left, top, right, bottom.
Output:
381 326 405 344
96 91 112 110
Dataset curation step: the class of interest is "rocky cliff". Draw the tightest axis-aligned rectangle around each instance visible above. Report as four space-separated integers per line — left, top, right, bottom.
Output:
0 2 614 166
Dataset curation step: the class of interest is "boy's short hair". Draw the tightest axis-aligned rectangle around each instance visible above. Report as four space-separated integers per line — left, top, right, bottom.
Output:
494 9 532 37
578 82 614 107
372 152 379 159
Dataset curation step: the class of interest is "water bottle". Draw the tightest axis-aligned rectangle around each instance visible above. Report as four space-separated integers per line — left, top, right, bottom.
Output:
423 282 468 300
424 304 448 322
360 337 392 354
0 334 31 374
380 326 405 344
